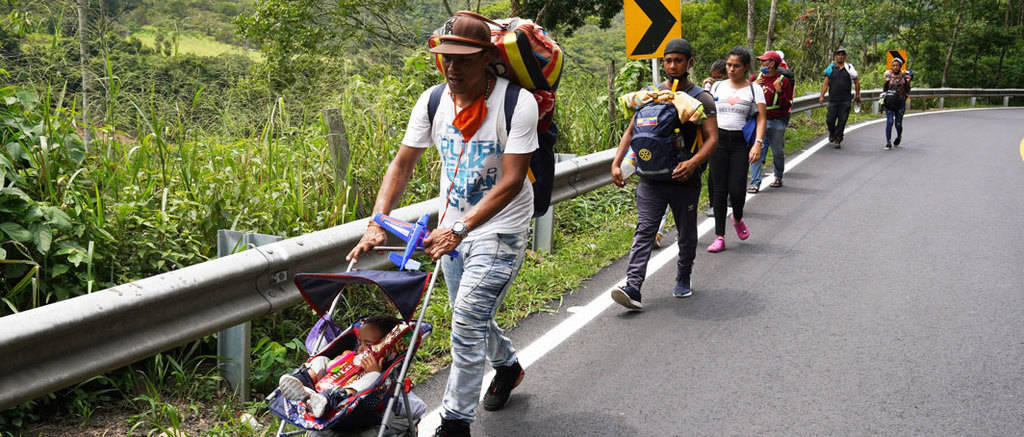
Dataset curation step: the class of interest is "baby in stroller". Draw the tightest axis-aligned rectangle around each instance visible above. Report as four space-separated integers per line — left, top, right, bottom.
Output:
277 315 423 420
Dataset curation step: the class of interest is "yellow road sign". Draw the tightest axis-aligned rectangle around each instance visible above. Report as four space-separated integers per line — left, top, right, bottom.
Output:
625 0 682 59
886 50 908 72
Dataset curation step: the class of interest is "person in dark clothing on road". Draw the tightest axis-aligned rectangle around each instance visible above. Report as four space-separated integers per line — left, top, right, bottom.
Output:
882 57 911 149
610 38 718 310
818 48 861 148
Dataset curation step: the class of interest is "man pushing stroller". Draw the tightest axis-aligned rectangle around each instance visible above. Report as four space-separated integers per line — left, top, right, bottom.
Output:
347 11 538 437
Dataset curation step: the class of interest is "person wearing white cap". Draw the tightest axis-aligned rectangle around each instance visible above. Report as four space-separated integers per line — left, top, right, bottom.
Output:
347 11 539 437
882 56 911 149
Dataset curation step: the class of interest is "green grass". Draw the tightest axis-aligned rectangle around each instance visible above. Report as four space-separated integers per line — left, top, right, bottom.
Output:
132 26 264 62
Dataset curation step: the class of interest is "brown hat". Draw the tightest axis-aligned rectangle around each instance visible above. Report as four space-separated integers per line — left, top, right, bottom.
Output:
430 12 493 55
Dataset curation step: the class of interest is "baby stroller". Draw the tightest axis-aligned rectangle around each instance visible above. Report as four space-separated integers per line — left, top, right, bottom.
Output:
269 269 436 437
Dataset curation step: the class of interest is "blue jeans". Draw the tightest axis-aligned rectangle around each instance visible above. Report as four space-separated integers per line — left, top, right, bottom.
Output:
885 102 906 142
749 115 789 187
440 231 527 422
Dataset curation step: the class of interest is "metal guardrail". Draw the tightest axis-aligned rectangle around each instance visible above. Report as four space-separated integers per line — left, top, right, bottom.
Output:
1 88 1021 409
790 87 1024 112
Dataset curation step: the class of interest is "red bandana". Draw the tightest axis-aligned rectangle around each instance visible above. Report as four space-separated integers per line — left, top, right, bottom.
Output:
451 77 494 143
452 94 487 143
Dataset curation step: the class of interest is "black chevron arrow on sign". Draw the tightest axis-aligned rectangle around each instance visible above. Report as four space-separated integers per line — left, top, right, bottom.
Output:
631 0 677 56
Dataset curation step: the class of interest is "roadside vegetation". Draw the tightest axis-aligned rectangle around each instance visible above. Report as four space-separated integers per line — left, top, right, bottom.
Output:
1 0 1022 435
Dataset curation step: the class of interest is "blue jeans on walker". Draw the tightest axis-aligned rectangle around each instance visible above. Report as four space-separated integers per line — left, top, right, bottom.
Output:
440 231 527 423
885 101 906 143
748 115 789 188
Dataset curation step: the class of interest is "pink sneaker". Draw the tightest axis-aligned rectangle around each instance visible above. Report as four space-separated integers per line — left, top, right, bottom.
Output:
707 236 725 252
732 217 750 240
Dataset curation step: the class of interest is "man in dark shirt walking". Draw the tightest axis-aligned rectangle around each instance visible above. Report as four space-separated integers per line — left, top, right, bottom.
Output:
818 48 861 148
610 38 718 309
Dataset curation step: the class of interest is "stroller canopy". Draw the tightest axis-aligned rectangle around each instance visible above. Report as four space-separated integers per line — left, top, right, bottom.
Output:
294 270 430 322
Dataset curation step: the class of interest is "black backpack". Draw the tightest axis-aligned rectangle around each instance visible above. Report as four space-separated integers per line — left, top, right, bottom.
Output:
629 85 707 182
882 89 901 111
426 82 556 217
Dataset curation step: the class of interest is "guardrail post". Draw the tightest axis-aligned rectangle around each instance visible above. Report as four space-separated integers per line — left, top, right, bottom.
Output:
1004 96 1011 106
970 96 977 106
216 230 283 402
533 153 577 253
938 97 945 109
872 100 880 114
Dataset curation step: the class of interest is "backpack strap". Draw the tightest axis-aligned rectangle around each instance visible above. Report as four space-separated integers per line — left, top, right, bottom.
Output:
748 83 759 117
685 83 705 99
497 81 522 149
497 82 535 184
682 84 706 154
427 83 447 128
503 82 521 139
763 75 783 110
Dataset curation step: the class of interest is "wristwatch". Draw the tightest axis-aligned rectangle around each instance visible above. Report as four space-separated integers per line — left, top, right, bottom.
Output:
451 221 469 239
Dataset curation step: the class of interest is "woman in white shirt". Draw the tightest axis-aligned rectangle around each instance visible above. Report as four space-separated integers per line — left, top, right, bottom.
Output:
708 46 766 253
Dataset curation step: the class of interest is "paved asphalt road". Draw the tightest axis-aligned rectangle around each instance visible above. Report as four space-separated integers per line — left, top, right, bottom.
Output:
411 108 1024 436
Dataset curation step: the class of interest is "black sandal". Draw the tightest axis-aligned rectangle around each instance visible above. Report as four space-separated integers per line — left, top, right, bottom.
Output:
770 179 782 188
747 186 759 193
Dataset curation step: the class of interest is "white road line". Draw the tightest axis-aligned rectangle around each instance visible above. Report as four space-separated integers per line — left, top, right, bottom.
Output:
416 106 1018 433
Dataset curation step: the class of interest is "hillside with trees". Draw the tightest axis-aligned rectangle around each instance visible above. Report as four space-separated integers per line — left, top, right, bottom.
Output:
1 0 1022 434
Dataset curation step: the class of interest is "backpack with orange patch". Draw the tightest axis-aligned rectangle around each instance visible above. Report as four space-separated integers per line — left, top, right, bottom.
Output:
428 11 561 217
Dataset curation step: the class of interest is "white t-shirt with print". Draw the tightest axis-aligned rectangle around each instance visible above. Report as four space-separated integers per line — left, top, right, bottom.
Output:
712 81 766 131
401 77 539 241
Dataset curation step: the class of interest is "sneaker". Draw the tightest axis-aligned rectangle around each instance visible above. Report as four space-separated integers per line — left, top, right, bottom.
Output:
434 418 472 437
894 136 902 146
732 217 750 240
306 391 329 418
278 374 313 402
673 280 693 298
483 361 524 411
611 284 643 310
705 208 715 217
707 236 726 253
834 139 842 149
884 142 892 150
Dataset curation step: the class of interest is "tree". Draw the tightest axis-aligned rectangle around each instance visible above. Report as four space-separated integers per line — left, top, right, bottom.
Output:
510 0 621 35
941 0 965 87
747 0 755 48
235 0 414 83
766 0 779 51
